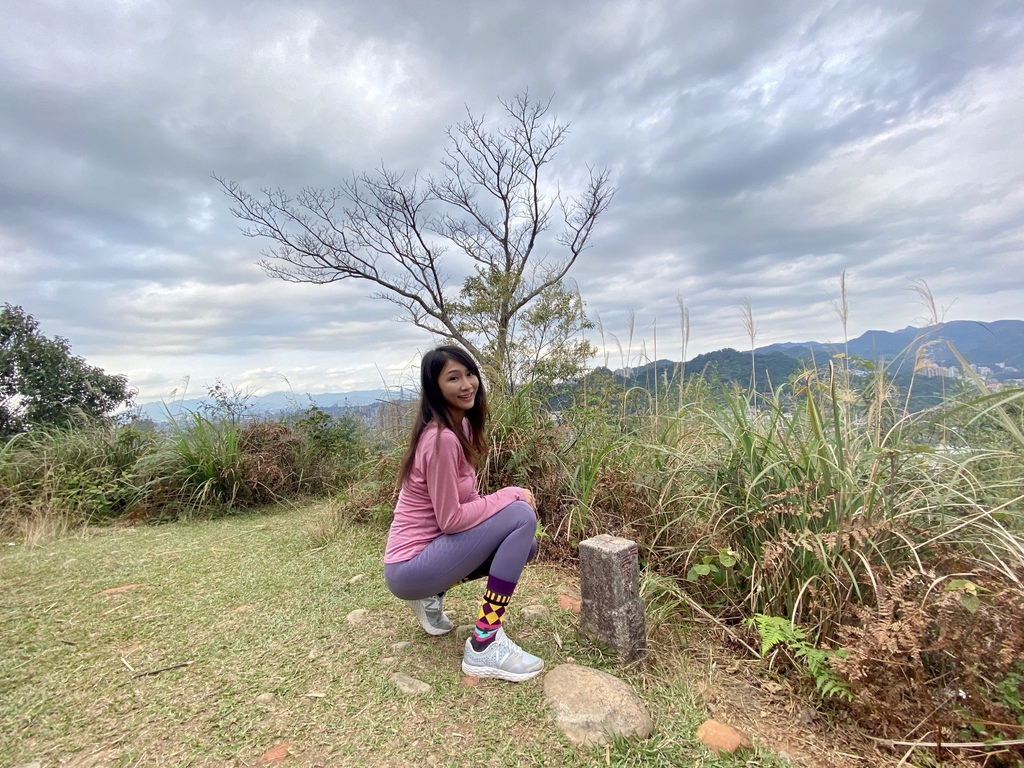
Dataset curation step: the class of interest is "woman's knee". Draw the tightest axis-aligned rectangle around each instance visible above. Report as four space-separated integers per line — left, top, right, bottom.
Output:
502 499 537 528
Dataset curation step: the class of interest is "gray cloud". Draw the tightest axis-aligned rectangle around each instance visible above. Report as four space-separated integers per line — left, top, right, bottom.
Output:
1 0 1022 400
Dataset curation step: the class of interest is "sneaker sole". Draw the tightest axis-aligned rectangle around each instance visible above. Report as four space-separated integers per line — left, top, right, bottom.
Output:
419 623 452 636
461 661 544 682
407 601 453 636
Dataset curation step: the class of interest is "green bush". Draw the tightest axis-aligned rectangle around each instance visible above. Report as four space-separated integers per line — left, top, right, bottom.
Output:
0 421 154 538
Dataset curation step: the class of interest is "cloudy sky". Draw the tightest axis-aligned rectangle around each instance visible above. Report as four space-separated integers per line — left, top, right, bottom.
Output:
2 1 1022 403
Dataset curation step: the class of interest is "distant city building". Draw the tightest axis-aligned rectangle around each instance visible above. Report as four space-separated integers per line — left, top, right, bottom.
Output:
919 362 962 379
970 364 994 378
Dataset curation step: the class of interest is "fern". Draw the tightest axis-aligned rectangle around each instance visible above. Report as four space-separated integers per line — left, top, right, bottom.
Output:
749 614 853 702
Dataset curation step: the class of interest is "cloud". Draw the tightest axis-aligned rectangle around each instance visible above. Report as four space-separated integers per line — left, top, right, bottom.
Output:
1 0 1022 400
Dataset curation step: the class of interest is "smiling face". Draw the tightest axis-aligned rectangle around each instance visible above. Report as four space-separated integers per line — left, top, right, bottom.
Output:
437 358 478 420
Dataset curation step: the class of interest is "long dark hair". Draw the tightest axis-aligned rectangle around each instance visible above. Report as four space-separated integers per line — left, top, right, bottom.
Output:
397 345 489 486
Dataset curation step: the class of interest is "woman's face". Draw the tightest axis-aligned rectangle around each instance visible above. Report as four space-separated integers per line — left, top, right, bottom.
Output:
437 358 478 419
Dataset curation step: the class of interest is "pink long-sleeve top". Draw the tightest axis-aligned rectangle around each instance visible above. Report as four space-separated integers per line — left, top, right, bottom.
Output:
383 420 526 563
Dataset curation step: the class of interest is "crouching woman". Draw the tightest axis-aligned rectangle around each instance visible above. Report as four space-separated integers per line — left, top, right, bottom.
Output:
382 345 543 682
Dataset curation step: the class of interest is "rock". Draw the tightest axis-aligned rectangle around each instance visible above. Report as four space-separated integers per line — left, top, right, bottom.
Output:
522 604 549 618
258 741 289 764
254 692 276 705
392 672 431 695
307 648 322 660
558 593 582 614
543 664 654 746
578 535 647 662
391 641 412 651
695 719 752 755
346 609 368 624
380 656 397 665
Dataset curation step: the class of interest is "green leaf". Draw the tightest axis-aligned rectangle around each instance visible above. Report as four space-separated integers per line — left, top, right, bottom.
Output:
945 578 977 593
961 593 981 613
686 563 714 581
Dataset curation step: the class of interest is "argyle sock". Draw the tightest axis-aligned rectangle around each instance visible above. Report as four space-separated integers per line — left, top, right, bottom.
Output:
471 575 516 651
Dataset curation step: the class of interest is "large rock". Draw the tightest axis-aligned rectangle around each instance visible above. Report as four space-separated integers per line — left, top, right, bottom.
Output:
543 664 654 746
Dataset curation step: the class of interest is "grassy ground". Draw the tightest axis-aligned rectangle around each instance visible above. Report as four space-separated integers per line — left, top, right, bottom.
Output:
3 502 823 768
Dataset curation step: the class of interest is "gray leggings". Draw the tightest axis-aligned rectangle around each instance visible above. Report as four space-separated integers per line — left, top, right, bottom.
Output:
383 501 538 600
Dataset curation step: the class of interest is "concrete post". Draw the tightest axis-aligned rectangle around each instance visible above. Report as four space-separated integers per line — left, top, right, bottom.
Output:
578 534 647 662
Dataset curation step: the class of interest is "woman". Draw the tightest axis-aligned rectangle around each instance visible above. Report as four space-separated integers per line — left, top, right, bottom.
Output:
383 345 544 682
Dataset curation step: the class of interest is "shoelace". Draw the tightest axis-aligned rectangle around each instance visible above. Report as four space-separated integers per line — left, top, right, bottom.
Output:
494 632 523 655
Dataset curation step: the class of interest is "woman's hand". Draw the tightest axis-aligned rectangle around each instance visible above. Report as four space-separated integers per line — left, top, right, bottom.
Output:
521 488 537 512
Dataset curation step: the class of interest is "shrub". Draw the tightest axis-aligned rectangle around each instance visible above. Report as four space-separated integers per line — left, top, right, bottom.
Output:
0 421 154 540
293 404 371 487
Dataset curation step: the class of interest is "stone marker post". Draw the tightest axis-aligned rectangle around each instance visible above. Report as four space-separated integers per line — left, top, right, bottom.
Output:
578 534 647 662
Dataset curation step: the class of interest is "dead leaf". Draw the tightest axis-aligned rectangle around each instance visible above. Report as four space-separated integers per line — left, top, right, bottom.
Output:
304 691 326 698
98 584 144 595
258 741 289 764
460 676 480 687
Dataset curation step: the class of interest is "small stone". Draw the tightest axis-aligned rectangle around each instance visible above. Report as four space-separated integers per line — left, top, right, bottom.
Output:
544 664 654 746
391 641 412 651
348 574 366 584
695 719 752 755
391 672 431 695
307 648 322 660
558 593 582 614
258 741 289 764
380 656 397 665
254 692 276 705
522 604 549 618
346 609 369 624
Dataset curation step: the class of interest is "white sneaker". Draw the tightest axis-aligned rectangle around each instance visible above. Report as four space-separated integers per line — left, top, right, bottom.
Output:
462 627 544 682
407 595 453 636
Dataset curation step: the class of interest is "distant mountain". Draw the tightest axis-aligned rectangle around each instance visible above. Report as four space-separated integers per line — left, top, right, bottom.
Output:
756 320 1024 376
595 320 1023 413
136 388 399 423
620 349 802 393
134 320 1023 423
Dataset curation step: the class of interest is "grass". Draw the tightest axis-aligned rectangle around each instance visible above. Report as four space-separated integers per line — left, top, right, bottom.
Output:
0 502 806 768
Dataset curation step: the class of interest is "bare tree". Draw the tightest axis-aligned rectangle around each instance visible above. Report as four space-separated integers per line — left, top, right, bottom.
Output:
216 93 614 391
